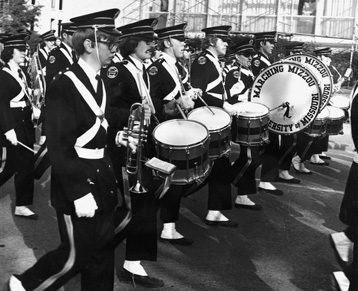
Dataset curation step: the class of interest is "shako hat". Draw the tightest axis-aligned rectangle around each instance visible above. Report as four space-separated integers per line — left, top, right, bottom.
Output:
254 31 277 43
202 25 232 39
284 41 305 52
230 37 254 54
155 23 187 41
40 30 56 41
313 47 332 56
60 22 78 35
117 18 158 40
70 8 121 36
0 33 29 50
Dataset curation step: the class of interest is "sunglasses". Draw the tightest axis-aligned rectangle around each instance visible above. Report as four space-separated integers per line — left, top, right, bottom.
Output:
240 51 255 58
97 40 118 50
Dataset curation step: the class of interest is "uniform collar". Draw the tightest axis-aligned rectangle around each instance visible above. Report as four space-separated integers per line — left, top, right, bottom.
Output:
160 52 176 66
8 59 21 72
129 55 144 71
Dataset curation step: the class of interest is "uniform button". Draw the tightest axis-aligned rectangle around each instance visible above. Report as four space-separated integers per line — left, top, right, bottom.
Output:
97 169 99 172
110 190 114 194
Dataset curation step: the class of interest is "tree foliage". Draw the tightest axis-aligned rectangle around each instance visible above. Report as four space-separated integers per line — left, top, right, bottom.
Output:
0 0 42 53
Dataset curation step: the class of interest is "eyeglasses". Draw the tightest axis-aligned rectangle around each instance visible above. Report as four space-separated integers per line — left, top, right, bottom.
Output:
97 40 118 51
143 39 158 46
241 51 255 58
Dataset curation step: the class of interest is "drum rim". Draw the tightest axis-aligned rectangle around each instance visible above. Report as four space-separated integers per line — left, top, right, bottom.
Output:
232 101 270 118
187 106 232 131
153 118 210 147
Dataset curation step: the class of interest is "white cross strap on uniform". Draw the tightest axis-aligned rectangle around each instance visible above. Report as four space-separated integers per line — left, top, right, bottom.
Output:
64 71 108 159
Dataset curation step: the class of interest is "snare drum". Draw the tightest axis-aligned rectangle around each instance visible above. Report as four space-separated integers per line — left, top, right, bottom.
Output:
303 107 329 137
326 106 345 135
187 106 231 159
152 119 211 185
232 102 269 145
329 95 350 110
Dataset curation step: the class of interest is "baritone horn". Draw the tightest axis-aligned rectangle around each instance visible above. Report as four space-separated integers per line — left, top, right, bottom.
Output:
124 102 148 194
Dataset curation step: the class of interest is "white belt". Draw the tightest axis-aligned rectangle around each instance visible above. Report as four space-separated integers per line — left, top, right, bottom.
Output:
353 152 358 163
10 100 27 108
209 92 223 99
75 147 104 159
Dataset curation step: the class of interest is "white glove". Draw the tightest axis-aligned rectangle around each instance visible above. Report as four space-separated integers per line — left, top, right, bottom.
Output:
230 80 245 97
223 102 238 116
32 106 41 120
74 193 98 218
179 94 195 111
39 135 46 145
115 130 138 153
5 129 18 146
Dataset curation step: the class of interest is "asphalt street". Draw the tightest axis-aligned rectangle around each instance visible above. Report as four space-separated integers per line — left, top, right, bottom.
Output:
0 99 353 291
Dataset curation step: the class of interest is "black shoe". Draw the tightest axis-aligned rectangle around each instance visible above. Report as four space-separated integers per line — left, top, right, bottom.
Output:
205 219 238 228
159 237 194 245
319 155 331 160
235 203 262 211
277 177 301 184
258 187 284 195
118 268 164 288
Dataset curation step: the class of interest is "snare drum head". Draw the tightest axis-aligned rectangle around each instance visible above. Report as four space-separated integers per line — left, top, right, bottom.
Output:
317 107 330 120
233 101 269 117
329 95 350 110
327 106 345 119
153 119 208 146
250 61 321 135
284 54 333 110
187 106 231 131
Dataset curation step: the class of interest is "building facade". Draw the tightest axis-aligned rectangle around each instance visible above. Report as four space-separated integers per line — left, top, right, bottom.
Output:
1 0 358 49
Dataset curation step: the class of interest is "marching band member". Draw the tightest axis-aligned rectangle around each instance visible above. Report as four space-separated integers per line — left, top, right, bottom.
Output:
102 18 165 288
33 21 78 180
251 31 285 195
190 25 238 227
275 42 302 184
37 30 56 77
225 37 263 210
330 79 358 291
8 9 126 291
147 23 196 245
0 34 38 220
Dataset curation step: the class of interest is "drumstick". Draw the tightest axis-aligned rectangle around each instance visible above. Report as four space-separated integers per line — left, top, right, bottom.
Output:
176 103 188 120
197 95 215 115
17 141 36 153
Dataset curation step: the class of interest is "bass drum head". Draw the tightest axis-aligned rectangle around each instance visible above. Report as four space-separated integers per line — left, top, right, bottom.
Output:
249 61 321 135
284 54 333 110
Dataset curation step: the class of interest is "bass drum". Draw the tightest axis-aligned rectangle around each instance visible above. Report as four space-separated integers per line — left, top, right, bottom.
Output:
249 61 321 135
152 119 212 185
284 54 333 110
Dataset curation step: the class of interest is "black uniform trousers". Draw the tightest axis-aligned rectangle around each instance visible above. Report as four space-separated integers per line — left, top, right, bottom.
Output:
0 144 34 206
207 156 232 210
339 162 358 291
231 145 262 195
278 134 298 171
109 145 158 262
19 210 115 291
260 132 280 182
296 132 316 161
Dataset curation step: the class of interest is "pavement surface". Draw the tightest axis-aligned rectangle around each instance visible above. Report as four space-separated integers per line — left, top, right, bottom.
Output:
0 91 353 291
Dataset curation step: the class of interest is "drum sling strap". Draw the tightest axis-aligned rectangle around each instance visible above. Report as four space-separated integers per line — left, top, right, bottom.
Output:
161 59 181 101
59 47 74 65
205 53 225 100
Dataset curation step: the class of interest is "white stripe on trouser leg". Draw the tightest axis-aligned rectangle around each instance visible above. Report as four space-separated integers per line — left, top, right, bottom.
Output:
33 214 76 291
0 147 7 174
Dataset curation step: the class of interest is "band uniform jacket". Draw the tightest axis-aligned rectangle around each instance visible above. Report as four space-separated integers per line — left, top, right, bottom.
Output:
225 63 254 104
38 46 51 76
46 43 77 87
102 57 161 159
0 64 35 147
147 54 191 122
339 83 358 226
190 49 225 108
251 51 271 77
45 63 118 215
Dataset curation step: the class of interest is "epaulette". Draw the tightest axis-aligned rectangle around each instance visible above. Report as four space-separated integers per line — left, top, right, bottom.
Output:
53 67 70 82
